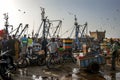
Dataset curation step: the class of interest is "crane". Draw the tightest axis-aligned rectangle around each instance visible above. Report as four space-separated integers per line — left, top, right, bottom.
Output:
14 23 23 37
35 7 48 40
35 7 62 40
49 20 62 38
3 13 13 36
70 15 88 50
9 23 22 36
18 24 29 38
74 15 81 50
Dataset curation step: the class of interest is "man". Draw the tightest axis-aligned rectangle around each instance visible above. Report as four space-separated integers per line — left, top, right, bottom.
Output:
0 38 2 53
7 36 15 57
111 40 120 70
13 35 21 60
1 37 8 52
21 34 28 54
41 38 48 57
47 38 59 54
7 35 15 65
27 37 33 47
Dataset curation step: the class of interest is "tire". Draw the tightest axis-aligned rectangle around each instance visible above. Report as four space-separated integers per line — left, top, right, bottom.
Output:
71 57 77 63
8 64 16 74
17 58 28 68
0 63 12 80
37 56 46 66
46 56 55 69
0 75 3 80
87 62 100 73
62 54 76 63
1 74 13 80
0 64 7 74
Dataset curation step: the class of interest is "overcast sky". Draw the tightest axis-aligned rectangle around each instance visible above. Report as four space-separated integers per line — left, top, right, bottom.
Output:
0 0 120 38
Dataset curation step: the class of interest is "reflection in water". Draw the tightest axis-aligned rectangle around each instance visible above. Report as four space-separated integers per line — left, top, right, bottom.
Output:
104 75 111 80
103 72 120 80
116 72 120 80
15 67 120 80
111 73 116 80
32 74 59 80
18 68 28 76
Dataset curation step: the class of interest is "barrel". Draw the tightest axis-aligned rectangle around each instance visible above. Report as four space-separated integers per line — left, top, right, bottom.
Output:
63 39 73 50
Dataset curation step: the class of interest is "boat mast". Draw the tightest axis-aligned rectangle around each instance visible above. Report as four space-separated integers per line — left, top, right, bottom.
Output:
74 15 81 50
3 13 13 37
4 13 9 36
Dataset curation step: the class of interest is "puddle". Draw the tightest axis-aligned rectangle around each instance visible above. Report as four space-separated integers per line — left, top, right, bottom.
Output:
104 75 111 80
32 75 59 80
116 72 120 80
12 66 120 80
18 68 28 76
100 71 120 80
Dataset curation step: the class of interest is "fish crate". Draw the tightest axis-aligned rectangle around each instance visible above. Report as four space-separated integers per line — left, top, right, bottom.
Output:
77 55 106 68
62 39 73 50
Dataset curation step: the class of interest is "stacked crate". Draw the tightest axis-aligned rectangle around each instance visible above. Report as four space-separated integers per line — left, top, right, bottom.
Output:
63 39 73 50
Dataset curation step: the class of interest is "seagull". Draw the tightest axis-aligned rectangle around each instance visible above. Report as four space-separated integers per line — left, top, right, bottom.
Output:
18 9 21 11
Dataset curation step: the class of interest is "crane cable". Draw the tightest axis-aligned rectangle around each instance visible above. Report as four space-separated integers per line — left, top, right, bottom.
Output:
60 25 74 37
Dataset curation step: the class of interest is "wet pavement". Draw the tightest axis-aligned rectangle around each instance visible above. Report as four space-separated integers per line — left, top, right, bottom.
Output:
10 62 120 80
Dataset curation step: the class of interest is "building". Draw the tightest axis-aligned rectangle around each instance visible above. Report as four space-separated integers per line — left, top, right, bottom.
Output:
89 30 106 42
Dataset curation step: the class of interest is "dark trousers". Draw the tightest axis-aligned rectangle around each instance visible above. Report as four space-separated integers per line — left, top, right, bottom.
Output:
42 47 47 58
111 51 117 70
111 56 116 70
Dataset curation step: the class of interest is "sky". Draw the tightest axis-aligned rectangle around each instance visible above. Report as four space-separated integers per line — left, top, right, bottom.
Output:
0 0 120 38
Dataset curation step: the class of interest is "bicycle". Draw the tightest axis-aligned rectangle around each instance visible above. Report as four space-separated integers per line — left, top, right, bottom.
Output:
46 52 63 69
46 50 76 69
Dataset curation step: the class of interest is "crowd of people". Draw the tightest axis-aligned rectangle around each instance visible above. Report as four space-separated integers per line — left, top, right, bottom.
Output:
0 34 120 71
0 34 64 62
0 35 21 61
